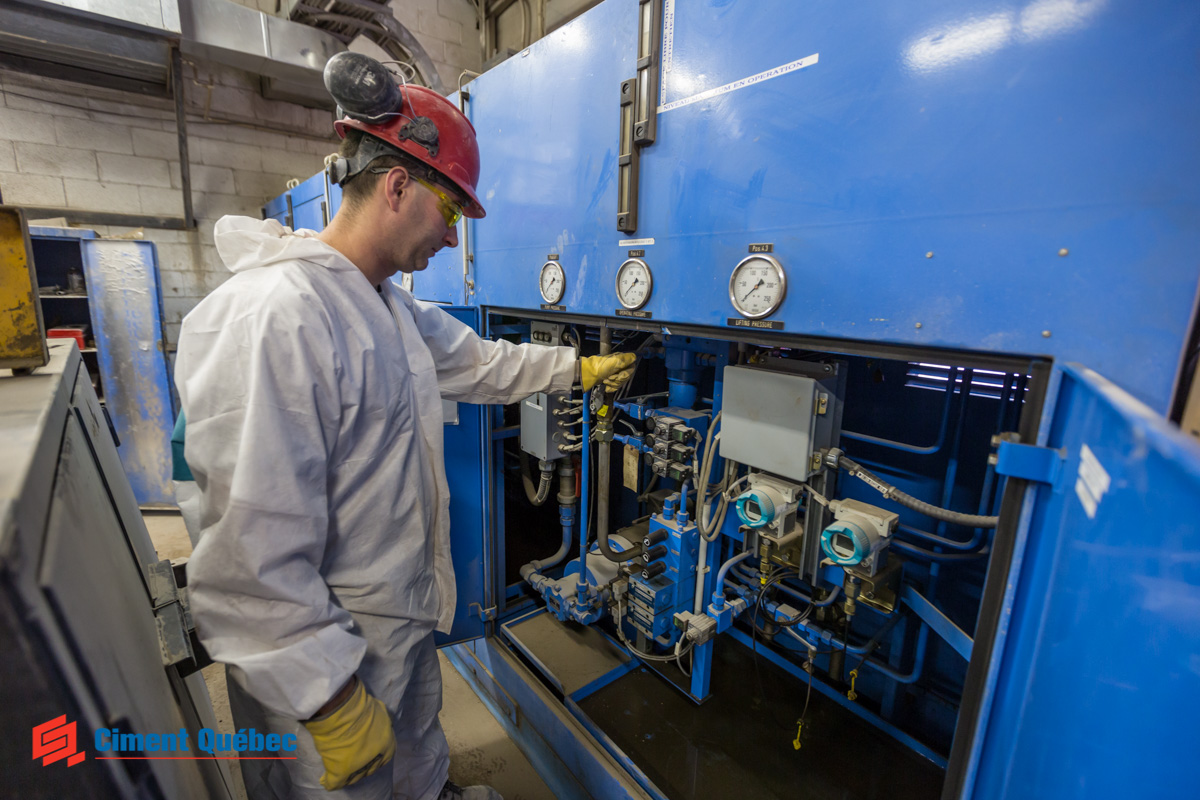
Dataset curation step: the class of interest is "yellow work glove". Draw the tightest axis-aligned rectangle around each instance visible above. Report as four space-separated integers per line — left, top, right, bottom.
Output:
302 678 396 791
580 352 637 392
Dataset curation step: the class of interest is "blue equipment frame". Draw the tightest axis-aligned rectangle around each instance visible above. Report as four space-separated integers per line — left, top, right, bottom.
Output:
263 1 1200 795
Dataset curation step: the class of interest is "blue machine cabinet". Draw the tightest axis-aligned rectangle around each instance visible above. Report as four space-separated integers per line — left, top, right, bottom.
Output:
262 2 1200 796
464 0 1199 415
263 170 343 233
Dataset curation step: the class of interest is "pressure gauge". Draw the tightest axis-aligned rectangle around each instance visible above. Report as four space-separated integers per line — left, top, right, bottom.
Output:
728 255 787 319
615 258 653 310
539 261 565 304
399 272 414 292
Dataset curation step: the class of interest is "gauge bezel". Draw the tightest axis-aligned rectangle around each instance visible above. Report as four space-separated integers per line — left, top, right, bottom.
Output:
728 254 787 319
539 260 566 304
615 257 653 310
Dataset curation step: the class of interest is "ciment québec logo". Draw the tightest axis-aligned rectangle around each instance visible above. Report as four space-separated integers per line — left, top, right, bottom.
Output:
33 716 86 768
33 716 298 767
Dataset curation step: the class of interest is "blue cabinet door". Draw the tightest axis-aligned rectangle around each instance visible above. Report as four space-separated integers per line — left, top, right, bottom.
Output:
965 364 1200 798
433 305 492 646
80 240 175 506
290 171 332 232
262 190 291 227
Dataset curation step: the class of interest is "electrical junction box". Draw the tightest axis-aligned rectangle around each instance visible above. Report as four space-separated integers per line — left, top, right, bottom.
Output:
521 321 569 460
520 392 569 460
719 365 826 481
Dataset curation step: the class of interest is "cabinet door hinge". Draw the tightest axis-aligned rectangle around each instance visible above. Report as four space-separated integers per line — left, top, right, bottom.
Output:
469 603 498 621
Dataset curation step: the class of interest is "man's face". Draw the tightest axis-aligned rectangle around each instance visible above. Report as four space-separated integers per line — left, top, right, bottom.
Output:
390 172 461 274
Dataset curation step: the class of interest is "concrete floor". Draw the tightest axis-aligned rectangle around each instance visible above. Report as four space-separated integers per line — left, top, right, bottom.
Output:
142 512 554 800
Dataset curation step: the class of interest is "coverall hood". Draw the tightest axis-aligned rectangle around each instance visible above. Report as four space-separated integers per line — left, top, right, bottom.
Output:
213 216 355 275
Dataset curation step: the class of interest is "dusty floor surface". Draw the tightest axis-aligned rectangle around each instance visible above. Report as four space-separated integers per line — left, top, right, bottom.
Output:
142 512 553 800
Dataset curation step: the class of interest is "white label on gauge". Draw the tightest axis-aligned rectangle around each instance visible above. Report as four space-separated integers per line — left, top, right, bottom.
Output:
1074 443 1111 519
619 238 655 247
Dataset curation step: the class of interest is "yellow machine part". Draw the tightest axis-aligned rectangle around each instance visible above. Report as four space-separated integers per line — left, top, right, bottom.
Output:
0 206 48 370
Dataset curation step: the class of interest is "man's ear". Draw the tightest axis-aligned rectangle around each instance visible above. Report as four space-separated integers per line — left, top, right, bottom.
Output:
383 166 411 211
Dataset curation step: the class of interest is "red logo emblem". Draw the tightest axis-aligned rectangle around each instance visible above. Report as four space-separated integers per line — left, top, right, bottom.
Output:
32 716 85 767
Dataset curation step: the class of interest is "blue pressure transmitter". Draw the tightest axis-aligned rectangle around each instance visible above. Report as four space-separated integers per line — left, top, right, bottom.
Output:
820 521 872 566
819 499 900 576
735 489 777 528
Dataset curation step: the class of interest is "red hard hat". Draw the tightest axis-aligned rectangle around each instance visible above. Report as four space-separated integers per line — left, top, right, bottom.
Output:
327 54 485 218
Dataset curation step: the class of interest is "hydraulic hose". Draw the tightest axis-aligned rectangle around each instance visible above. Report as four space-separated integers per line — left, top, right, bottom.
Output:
594 330 644 563
519 449 553 506
834 451 999 529
519 462 577 588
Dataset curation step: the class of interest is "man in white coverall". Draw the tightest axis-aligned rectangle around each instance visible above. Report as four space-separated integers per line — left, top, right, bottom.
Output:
174 52 634 800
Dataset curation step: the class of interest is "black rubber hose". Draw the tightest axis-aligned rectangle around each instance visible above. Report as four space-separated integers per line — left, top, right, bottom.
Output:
839 455 1000 529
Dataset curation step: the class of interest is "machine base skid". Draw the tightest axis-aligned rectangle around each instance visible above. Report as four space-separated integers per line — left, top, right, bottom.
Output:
453 608 944 800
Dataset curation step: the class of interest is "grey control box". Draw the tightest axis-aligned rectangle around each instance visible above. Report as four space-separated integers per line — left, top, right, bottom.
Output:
520 321 569 460
719 365 829 481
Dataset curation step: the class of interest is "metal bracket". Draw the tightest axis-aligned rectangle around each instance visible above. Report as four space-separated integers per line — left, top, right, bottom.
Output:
633 0 664 145
617 78 640 232
618 1 665 232
992 438 1066 484
155 602 195 667
145 559 178 608
145 559 197 666
146 559 196 666
469 602 498 621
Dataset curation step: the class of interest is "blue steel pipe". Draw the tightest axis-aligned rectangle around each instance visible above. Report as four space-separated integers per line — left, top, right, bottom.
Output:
896 523 987 552
933 369 974 539
711 551 754 609
668 380 698 409
840 369 958 455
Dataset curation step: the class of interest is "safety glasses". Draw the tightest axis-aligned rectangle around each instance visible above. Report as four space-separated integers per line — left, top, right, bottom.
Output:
414 177 464 228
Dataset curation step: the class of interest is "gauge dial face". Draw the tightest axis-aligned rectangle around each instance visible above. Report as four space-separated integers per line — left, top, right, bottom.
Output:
539 261 565 304
615 258 653 310
729 255 787 319
399 272 414 292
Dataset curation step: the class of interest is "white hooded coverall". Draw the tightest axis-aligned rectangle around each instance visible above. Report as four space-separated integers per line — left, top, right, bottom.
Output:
175 217 576 799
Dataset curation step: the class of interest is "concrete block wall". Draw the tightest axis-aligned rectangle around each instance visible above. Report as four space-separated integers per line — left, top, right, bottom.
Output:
391 0 484 92
0 63 338 346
